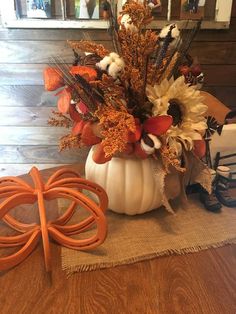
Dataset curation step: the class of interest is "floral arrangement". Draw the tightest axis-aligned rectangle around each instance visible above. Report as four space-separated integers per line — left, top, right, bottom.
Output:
44 0 207 174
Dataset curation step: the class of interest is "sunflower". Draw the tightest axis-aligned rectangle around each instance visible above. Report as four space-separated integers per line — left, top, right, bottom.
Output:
146 76 207 155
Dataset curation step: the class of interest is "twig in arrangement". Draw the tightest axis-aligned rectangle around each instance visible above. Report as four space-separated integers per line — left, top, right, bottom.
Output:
48 110 72 128
59 134 82 151
53 55 105 109
141 56 149 104
172 20 202 77
151 24 176 84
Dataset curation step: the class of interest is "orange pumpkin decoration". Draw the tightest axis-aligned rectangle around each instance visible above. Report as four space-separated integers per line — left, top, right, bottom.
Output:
0 167 108 272
43 67 64 91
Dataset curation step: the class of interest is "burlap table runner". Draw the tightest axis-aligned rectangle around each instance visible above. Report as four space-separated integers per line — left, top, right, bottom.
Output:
60 195 236 274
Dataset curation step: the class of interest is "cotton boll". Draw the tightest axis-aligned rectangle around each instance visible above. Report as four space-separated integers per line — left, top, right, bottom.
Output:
148 2 155 9
109 52 120 62
140 139 155 155
97 55 112 71
159 23 180 40
120 14 138 33
108 62 121 79
120 14 130 26
147 134 162 150
115 57 125 69
125 22 138 33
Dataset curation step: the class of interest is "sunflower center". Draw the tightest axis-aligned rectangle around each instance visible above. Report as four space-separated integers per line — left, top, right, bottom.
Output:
167 100 183 126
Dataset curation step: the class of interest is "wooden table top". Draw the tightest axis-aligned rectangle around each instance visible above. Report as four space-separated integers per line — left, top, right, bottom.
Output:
0 165 236 314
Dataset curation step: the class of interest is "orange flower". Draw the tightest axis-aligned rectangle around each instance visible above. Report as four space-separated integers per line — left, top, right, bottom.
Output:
70 66 97 81
81 122 102 146
92 143 112 164
43 67 64 91
57 88 71 114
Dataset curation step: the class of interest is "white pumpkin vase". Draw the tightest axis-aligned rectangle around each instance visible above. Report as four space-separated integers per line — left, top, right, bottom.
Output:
85 146 181 215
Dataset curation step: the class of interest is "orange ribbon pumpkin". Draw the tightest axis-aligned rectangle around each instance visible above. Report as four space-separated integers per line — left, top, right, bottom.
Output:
0 167 108 272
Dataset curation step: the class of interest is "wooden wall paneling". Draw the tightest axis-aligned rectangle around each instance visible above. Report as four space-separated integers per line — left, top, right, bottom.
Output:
195 17 236 41
0 40 113 64
0 41 74 64
202 65 236 86
232 0 236 17
0 126 66 145
1 40 235 65
0 54 235 91
18 0 27 17
0 64 46 85
51 0 63 18
203 86 236 110
0 28 111 41
189 42 236 64
204 0 217 20
0 164 68 176
171 0 181 18
67 0 75 17
0 86 57 107
0 145 88 163
0 106 56 126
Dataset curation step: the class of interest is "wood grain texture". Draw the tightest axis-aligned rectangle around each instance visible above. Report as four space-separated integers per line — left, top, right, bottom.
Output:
0 145 88 163
1 40 236 65
1 21 235 42
0 12 236 314
0 107 55 126
0 40 113 64
232 0 236 17
195 18 236 41
190 42 236 65
202 65 236 86
0 86 57 107
1 64 236 88
0 166 235 314
0 126 65 145
0 64 45 85
0 28 111 41
0 163 67 176
203 86 236 110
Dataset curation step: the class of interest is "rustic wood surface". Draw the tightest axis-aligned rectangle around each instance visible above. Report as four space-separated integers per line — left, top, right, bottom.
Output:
0 166 235 314
0 6 235 174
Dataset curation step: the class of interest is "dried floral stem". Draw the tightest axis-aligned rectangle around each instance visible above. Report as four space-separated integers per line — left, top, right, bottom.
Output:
59 134 82 151
161 51 179 81
160 144 186 173
48 110 72 128
68 40 110 58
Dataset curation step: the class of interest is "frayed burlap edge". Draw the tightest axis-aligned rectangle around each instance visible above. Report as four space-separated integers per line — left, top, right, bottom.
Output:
61 237 236 276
